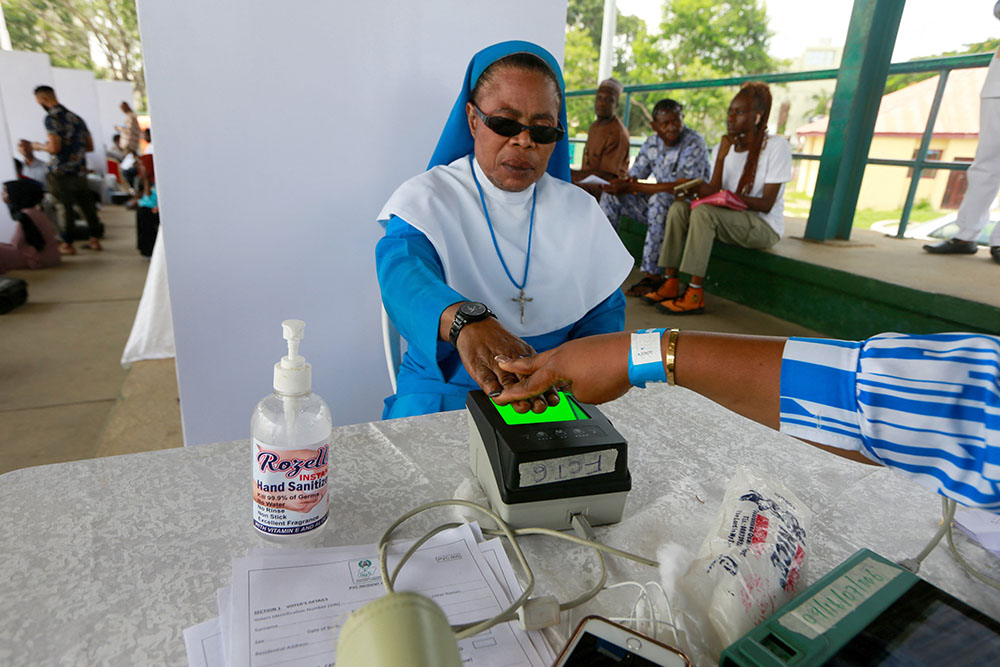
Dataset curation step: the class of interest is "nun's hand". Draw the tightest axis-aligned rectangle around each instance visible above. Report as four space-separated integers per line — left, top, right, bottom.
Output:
452 318 558 414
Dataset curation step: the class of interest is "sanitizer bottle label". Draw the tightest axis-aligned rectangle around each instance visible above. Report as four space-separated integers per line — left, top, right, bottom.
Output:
252 438 329 535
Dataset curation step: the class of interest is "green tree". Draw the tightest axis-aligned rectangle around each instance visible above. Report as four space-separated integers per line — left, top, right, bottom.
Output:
884 38 1000 94
808 90 832 120
657 0 776 77
563 26 601 136
4 0 94 70
564 0 648 133
565 0 780 142
4 0 144 105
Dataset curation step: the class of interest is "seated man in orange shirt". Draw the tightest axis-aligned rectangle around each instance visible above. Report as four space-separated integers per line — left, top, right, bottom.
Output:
571 78 630 198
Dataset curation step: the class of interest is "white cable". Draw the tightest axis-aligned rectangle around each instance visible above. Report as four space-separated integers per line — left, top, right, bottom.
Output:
944 499 1000 591
605 581 655 638
377 499 533 640
377 499 658 640
645 580 679 646
898 498 1000 591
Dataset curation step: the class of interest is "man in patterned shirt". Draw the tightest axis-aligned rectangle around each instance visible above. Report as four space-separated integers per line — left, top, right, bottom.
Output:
32 85 103 255
599 99 711 297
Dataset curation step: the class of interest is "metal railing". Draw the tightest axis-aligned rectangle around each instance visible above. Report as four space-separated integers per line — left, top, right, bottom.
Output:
566 52 993 238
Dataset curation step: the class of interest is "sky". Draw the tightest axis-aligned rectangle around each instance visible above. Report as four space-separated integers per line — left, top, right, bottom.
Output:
616 0 1000 62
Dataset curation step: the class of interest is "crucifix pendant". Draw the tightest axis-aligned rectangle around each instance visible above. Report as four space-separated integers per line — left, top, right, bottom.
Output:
512 289 533 325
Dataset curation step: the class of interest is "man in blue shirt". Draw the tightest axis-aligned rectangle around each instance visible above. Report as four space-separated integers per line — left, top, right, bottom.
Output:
32 85 103 255
599 99 711 297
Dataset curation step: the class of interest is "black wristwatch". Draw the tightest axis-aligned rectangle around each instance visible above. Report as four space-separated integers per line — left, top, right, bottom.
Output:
448 302 495 346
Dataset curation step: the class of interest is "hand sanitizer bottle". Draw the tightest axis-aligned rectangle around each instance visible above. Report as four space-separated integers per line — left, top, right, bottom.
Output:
251 319 332 541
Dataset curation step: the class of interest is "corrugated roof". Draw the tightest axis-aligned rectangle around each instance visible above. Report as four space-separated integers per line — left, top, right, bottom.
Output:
796 66 987 136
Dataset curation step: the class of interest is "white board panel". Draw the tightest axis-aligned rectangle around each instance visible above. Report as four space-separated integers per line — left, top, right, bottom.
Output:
0 50 53 162
0 84 16 240
136 0 567 445
51 67 106 175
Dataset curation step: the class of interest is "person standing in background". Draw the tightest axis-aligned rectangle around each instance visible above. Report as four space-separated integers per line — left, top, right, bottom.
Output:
923 17 1000 264
32 85 104 255
117 101 141 157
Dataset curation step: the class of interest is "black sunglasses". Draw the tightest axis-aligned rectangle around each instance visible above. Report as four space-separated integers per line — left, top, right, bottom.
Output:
473 106 565 144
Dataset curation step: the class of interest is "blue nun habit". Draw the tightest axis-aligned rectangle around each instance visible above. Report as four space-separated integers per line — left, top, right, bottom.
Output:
375 40 628 419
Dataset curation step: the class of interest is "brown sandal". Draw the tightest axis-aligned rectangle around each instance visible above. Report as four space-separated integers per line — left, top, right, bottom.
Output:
624 275 665 297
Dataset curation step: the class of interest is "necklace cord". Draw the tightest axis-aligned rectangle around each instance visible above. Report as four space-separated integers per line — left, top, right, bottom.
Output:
469 154 534 290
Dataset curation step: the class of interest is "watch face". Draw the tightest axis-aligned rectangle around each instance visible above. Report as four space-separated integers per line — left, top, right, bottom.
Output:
460 302 488 317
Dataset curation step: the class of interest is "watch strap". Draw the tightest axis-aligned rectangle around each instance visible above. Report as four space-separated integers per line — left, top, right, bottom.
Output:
448 303 494 347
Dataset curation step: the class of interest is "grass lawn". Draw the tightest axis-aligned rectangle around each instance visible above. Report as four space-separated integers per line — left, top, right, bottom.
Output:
783 191 946 229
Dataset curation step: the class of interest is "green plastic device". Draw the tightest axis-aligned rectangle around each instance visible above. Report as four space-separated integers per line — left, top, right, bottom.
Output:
720 548 1000 666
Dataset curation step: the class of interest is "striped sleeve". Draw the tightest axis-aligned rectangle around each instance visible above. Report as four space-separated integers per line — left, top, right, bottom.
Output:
780 333 1000 512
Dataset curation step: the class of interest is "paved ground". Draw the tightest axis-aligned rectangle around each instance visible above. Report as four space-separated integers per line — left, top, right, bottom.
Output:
0 205 182 475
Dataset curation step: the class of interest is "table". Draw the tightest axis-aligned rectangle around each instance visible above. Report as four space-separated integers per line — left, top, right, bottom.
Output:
3 385 999 666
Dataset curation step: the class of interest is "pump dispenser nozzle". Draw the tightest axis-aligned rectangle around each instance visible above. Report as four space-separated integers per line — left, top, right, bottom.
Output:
274 319 312 395
282 320 306 369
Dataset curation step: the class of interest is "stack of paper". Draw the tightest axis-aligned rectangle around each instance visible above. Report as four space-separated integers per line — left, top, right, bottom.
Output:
955 508 1000 559
183 523 554 666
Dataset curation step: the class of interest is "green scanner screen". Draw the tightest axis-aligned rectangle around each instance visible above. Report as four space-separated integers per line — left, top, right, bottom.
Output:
493 391 590 425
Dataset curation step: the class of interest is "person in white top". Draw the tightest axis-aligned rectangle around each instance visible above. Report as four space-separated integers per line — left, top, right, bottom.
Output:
644 82 792 314
923 35 1000 263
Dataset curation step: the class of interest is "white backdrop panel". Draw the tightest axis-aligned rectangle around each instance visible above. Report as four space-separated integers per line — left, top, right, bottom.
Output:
136 0 567 445
51 68 106 174
95 80 135 153
0 50 53 161
0 85 16 240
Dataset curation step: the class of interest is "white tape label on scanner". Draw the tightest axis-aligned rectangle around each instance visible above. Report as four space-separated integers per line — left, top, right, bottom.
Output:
518 448 618 488
631 331 662 366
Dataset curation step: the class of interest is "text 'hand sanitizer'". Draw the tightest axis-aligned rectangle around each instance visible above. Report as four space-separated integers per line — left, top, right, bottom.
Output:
251 319 332 541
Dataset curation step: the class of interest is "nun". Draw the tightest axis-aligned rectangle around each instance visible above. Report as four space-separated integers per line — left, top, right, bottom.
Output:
375 40 633 419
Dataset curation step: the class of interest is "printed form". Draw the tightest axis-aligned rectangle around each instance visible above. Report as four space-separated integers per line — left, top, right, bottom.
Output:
188 523 550 667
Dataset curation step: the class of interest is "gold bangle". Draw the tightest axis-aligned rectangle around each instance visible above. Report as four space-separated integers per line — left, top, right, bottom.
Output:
665 328 679 386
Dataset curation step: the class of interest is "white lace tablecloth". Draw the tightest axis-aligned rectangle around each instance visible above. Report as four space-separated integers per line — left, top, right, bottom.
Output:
2 385 998 666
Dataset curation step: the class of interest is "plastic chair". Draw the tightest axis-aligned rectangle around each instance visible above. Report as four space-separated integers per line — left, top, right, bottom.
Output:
381 303 403 394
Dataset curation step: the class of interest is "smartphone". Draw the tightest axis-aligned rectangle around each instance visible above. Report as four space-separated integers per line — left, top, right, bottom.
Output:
553 616 691 667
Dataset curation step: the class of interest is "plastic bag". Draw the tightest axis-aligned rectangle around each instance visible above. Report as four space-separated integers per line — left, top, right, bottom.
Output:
679 469 811 659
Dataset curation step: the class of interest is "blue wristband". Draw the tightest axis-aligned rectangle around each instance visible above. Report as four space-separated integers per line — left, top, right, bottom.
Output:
627 328 668 388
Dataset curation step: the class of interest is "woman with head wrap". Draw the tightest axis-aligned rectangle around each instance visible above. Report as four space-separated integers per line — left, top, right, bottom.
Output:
644 81 791 314
0 179 61 273
375 40 633 419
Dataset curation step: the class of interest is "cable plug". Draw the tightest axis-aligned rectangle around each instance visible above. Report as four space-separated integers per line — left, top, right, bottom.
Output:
571 513 595 540
516 595 560 631
897 558 921 574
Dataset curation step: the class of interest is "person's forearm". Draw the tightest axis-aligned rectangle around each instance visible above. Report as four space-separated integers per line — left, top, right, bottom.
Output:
670 331 786 429
668 331 877 465
634 181 677 195
736 193 777 213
